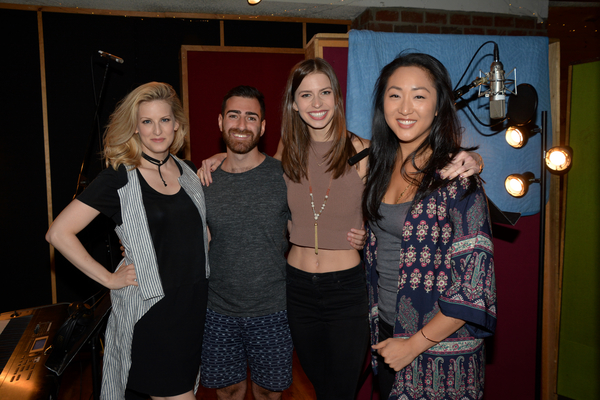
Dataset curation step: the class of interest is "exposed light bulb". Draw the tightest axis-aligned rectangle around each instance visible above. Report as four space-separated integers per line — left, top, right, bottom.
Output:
548 151 566 166
505 175 527 197
545 146 573 173
506 127 525 148
505 172 536 198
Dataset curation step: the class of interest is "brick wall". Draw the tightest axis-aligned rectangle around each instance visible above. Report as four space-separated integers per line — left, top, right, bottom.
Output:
351 7 547 36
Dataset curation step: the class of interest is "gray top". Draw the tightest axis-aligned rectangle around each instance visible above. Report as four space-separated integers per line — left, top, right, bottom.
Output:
370 201 411 325
203 156 289 317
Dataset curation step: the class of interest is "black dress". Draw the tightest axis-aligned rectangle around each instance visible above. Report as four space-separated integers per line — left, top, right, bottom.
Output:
78 162 208 397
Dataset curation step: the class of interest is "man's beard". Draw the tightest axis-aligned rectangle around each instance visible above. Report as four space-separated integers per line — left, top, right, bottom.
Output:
222 128 261 154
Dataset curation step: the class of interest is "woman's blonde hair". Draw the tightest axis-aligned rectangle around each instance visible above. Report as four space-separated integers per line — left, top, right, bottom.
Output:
281 58 356 183
103 82 188 169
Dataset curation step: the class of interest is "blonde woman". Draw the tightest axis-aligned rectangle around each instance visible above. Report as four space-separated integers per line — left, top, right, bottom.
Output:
47 82 209 400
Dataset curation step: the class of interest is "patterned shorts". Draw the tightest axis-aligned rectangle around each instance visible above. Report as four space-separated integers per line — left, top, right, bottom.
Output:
201 309 293 391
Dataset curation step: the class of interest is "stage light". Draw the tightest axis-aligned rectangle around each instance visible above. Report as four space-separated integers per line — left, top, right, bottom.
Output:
505 125 540 149
545 146 573 173
505 172 536 198
506 126 527 148
504 148 572 197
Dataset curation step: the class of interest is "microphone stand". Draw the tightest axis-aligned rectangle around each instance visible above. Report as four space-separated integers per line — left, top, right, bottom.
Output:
74 60 111 198
72 55 121 275
68 55 120 400
453 76 487 102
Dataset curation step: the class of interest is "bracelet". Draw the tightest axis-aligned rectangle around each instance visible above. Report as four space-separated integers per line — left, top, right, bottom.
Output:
421 329 440 344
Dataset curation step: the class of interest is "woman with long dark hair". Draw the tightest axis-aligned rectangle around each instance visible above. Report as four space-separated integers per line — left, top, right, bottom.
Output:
362 53 496 400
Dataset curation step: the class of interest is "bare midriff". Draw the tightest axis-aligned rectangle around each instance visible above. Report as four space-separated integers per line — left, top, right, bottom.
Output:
287 245 361 273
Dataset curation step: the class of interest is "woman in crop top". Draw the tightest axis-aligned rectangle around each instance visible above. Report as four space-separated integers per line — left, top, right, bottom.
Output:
280 58 371 400
199 58 482 399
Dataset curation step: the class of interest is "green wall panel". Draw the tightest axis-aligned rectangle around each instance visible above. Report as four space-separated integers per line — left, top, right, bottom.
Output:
558 60 600 400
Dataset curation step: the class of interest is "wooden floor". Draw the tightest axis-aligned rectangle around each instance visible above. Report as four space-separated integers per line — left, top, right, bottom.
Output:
57 350 317 400
195 351 316 400
57 350 377 400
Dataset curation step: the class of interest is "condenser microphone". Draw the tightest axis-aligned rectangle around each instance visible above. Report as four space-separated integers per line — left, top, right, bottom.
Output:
98 50 124 64
488 44 505 119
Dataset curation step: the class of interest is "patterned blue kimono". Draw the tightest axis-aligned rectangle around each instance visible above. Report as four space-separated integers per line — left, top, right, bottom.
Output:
364 175 496 400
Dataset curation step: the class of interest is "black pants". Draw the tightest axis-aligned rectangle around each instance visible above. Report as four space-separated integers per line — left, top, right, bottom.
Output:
286 263 370 400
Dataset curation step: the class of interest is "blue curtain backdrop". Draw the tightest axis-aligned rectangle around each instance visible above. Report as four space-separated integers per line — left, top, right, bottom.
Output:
346 30 551 216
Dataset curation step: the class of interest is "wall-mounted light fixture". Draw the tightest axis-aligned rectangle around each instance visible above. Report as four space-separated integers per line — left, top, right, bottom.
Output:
248 0 262 5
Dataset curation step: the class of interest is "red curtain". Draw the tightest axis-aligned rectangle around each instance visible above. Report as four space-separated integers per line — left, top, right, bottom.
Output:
186 50 305 166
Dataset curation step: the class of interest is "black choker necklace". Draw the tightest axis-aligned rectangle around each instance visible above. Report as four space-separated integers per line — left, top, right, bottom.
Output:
141 152 171 186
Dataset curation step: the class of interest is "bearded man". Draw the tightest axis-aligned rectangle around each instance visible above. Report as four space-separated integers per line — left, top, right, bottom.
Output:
199 86 292 400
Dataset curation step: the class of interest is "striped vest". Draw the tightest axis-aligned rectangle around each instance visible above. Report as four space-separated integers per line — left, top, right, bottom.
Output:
100 156 209 399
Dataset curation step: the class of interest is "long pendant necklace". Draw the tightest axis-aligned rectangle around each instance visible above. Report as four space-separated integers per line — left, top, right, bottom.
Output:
307 172 333 255
141 152 171 186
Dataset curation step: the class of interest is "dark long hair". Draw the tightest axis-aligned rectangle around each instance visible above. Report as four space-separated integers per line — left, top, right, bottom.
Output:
281 58 356 183
362 52 476 222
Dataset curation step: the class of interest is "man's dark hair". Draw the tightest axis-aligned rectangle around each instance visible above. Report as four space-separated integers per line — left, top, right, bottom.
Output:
221 85 266 120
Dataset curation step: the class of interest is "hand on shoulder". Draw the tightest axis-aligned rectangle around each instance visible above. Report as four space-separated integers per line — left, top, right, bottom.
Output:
439 151 483 180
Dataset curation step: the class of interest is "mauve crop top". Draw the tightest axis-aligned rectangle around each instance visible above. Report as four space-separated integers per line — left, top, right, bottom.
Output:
284 140 364 250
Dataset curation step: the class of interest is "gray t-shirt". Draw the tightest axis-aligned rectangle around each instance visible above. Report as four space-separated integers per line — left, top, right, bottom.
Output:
203 155 289 317
370 201 411 325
